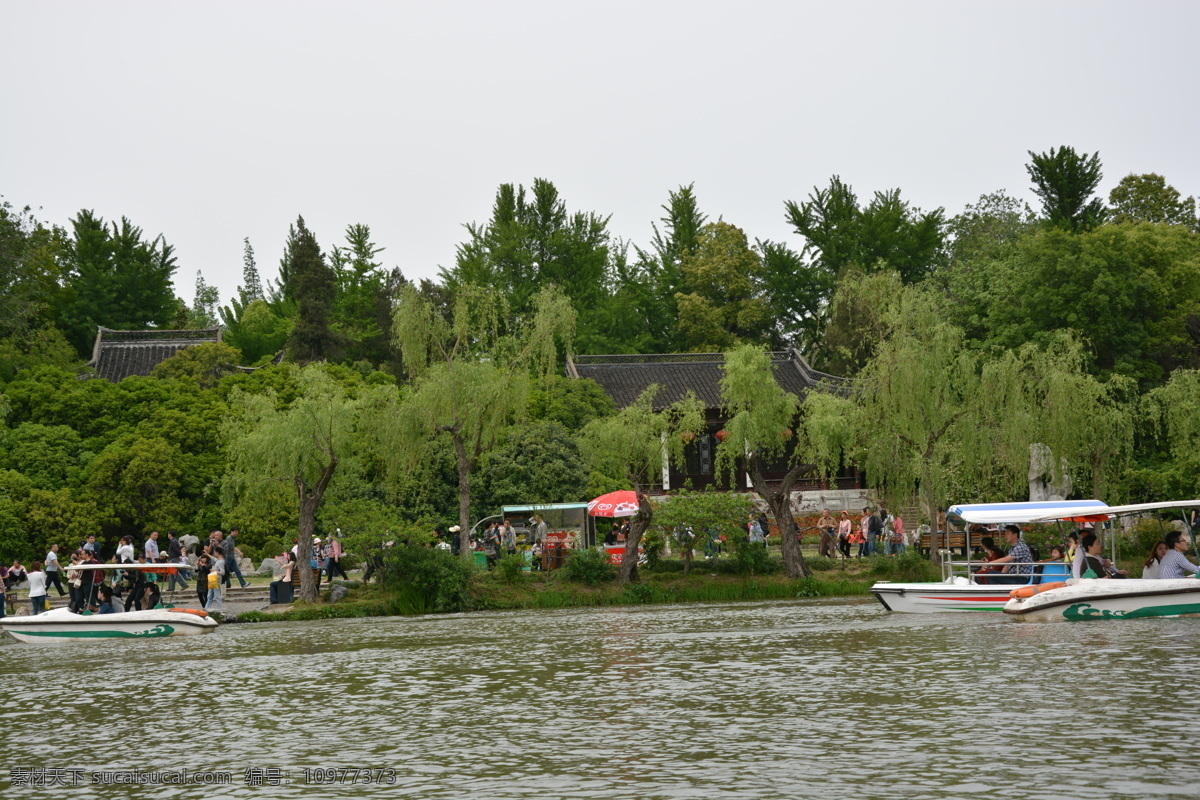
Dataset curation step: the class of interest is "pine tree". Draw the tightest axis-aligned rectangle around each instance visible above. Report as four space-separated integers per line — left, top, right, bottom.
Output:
239 237 264 303
1026 146 1106 232
283 216 339 362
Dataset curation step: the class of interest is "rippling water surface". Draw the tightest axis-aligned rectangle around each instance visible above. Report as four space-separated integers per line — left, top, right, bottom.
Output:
3 598 1198 799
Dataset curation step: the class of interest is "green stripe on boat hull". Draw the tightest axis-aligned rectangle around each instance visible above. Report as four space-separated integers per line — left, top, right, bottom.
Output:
1062 602 1200 621
14 624 177 639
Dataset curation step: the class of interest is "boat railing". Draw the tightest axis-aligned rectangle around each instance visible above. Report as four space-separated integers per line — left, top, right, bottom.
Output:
940 558 1066 585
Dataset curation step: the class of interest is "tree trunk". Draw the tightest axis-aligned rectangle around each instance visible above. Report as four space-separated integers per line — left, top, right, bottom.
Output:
453 433 474 564
921 463 941 565
616 493 652 584
295 457 337 603
297 492 320 602
749 459 813 579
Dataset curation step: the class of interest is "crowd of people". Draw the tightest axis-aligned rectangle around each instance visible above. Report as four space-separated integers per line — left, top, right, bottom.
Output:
0 528 257 618
814 506 908 559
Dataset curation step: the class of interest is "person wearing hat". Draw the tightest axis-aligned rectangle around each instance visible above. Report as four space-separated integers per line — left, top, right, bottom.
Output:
449 525 462 555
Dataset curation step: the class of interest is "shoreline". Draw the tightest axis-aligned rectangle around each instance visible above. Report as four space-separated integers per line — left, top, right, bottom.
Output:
228 566 883 623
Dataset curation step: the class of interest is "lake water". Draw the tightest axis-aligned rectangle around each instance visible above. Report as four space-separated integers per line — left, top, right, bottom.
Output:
2 598 1197 799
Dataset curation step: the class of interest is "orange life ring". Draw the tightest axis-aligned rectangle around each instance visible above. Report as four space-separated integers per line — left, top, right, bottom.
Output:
175 608 210 617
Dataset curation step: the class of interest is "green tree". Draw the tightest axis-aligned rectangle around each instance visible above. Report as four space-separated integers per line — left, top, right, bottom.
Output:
448 179 610 322
3 423 86 489
474 421 590 515
151 341 243 388
649 490 756 576
222 299 290 365
970 222 1200 386
222 365 379 601
1108 173 1198 230
190 271 220 328
57 210 180 355
84 436 188 536
282 217 340 363
329 223 393 365
579 386 704 583
784 176 947 287
716 346 837 578
674 222 773 351
1026 146 1106 232
388 283 576 564
239 237 265 303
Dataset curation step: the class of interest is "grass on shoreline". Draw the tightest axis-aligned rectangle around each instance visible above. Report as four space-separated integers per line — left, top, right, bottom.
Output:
231 554 887 623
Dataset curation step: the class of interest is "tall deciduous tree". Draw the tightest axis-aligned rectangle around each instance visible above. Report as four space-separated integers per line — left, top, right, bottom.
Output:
389 283 576 563
448 179 609 323
674 222 772 351
715 346 843 579
579 386 704 583
784 176 947 287
222 365 375 602
1108 173 1198 230
1026 146 1106 232
239 237 264 303
190 271 220 328
58 210 180 354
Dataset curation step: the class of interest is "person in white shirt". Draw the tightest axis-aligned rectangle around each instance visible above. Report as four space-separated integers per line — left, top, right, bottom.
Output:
27 561 48 615
1142 541 1168 580
44 543 67 597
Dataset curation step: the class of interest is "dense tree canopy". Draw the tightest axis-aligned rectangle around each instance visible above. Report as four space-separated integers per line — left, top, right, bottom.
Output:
2 144 1199 571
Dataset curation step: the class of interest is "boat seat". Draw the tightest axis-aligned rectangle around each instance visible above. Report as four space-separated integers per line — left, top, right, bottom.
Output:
1037 564 1071 584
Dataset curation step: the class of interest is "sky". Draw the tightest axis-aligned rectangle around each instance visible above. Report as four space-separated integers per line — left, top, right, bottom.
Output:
2 0 1198 307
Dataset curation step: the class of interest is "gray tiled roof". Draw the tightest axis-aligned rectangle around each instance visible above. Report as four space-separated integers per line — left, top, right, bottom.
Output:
569 350 847 411
87 327 221 382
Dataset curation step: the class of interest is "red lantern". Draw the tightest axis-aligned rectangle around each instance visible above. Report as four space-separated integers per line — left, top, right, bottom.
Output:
780 428 793 440
715 429 730 442
681 431 696 443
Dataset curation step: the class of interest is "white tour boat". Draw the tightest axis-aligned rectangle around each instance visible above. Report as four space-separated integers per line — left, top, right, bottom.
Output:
873 499 1200 615
871 500 1110 613
0 562 218 643
1 606 218 642
1003 577 1200 622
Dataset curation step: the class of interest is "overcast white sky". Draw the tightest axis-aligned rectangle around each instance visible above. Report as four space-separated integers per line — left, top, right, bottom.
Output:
2 1 1197 307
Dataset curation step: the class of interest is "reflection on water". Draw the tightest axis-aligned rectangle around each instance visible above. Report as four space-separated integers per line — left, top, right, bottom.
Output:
2 598 1198 799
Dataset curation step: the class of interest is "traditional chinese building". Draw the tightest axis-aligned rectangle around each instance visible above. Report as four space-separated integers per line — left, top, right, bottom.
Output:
566 349 866 508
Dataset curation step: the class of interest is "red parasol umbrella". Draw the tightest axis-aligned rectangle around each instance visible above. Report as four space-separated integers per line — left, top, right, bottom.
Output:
587 490 640 518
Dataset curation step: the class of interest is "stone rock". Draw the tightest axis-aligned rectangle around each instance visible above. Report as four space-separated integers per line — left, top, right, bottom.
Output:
329 584 349 603
256 559 282 576
179 534 200 552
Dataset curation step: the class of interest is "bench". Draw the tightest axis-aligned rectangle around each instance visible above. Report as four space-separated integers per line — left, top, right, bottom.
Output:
919 531 970 557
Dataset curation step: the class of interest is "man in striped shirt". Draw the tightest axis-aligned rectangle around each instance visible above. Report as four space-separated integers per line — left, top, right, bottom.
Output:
1157 532 1200 579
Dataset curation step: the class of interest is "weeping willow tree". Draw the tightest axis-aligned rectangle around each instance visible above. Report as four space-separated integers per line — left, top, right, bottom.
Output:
222 365 379 602
715 346 815 578
980 335 1135 502
825 284 1135 562
390 283 575 563
1144 369 1200 493
579 386 704 583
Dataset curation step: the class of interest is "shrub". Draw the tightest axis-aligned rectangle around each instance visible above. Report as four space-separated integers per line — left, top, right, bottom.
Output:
641 529 667 570
560 546 616 585
494 553 526 584
731 536 777 575
260 537 288 561
804 555 839 571
379 546 473 613
868 550 940 582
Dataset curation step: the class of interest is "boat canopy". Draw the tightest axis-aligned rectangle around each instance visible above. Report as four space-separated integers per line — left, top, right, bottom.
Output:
947 500 1108 526
1027 499 1200 523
